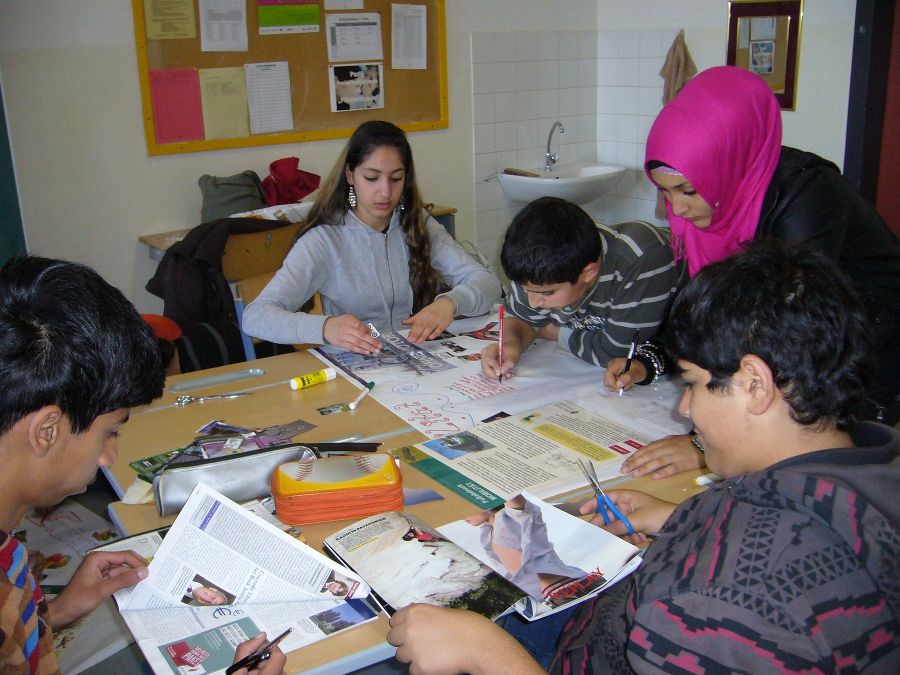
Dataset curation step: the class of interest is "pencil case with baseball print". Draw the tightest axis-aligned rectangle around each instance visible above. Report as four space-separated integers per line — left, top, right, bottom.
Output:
271 453 404 526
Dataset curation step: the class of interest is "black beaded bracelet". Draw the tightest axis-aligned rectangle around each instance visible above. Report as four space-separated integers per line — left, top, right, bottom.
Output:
634 342 666 385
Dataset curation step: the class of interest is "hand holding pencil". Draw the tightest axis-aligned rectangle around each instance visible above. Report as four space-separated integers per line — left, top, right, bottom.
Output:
480 308 530 381
603 330 642 395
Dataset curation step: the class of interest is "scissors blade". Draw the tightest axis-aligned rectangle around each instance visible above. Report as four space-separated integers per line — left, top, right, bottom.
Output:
576 458 600 493
581 459 603 492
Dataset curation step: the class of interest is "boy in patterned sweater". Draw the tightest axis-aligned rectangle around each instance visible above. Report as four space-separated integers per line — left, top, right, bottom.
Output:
481 197 685 380
389 242 899 674
0 257 285 674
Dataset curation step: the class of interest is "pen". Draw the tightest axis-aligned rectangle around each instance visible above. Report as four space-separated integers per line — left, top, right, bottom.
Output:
618 329 640 397
348 382 374 410
498 305 505 383
225 627 292 675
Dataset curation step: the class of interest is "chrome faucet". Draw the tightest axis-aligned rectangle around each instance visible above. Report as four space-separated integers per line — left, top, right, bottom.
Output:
544 121 565 171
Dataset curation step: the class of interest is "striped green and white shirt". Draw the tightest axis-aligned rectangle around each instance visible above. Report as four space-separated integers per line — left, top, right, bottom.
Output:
506 221 686 367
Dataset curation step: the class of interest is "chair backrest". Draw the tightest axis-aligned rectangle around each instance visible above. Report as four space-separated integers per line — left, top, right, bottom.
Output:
235 272 323 355
221 221 302 282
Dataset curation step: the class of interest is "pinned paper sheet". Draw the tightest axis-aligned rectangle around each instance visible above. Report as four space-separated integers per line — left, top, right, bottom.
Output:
149 69 205 144
199 0 248 51
199 67 249 139
245 61 293 134
392 4 427 69
143 0 196 39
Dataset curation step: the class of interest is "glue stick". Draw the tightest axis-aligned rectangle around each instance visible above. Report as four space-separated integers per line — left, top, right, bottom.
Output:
289 367 336 390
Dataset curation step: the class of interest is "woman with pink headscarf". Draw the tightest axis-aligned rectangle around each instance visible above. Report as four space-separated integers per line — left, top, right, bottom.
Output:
605 66 900 479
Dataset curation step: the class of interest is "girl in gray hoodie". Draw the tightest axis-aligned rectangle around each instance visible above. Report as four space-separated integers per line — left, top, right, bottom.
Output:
243 121 500 353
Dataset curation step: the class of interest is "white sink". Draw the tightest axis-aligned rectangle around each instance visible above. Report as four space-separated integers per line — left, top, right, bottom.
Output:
498 162 625 205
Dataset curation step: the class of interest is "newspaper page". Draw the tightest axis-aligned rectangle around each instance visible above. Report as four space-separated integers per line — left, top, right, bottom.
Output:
110 484 376 674
408 400 658 500
438 492 641 620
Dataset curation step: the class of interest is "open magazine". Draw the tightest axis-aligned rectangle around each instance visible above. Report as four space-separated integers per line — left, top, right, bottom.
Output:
324 492 641 622
395 400 659 508
102 484 377 674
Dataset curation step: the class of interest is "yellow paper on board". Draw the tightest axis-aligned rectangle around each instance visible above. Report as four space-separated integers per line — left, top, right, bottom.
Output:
199 67 250 139
144 0 196 40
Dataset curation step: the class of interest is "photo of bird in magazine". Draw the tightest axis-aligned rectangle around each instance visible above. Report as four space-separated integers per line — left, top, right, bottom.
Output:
438 492 642 619
324 511 524 620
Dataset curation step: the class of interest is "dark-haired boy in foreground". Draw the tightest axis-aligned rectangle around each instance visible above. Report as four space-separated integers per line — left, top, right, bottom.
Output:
0 256 285 674
391 242 899 673
482 197 684 380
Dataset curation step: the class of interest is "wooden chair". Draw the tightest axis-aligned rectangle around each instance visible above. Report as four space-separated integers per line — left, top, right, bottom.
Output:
236 274 323 355
221 222 300 360
222 222 323 359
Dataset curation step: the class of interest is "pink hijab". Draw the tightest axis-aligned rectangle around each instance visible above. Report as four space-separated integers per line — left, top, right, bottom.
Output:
644 66 782 277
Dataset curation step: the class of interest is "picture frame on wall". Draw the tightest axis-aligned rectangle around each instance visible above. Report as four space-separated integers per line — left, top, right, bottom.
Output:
726 0 803 110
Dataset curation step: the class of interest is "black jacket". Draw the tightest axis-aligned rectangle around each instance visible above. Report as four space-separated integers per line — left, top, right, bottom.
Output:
146 217 288 328
757 147 900 315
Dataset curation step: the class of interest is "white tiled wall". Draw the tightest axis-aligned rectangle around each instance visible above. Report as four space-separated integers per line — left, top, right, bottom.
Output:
471 28 682 280
591 27 682 228
471 30 600 278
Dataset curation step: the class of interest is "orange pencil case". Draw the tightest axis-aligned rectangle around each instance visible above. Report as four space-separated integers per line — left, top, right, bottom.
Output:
271 453 404 525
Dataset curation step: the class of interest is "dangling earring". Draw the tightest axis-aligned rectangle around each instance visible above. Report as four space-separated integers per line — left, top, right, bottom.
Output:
397 196 405 212
347 185 357 208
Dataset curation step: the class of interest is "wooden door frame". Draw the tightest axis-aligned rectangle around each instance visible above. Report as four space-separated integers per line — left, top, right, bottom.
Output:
843 0 895 201
0 83 27 264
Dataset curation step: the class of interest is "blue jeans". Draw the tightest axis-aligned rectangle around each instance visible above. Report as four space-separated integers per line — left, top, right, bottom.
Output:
496 605 576 670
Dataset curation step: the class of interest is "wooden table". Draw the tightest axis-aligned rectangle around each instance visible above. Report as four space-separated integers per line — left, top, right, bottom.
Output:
107 349 705 673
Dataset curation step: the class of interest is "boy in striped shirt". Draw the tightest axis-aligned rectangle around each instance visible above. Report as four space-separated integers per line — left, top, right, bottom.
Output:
482 197 685 379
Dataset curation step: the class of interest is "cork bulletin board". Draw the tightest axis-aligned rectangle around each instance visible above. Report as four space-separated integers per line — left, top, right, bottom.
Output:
132 0 448 155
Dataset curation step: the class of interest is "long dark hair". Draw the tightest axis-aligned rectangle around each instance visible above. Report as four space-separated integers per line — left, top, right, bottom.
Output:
301 121 440 312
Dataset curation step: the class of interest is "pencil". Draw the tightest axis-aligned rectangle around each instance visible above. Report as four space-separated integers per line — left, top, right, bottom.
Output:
498 305 505 383
618 329 640 397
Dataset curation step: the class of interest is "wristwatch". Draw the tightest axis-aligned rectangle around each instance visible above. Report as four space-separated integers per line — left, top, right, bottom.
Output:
688 430 704 454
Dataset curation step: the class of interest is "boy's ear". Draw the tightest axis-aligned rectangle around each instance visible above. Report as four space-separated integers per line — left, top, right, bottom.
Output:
28 406 63 457
580 260 601 284
738 355 777 415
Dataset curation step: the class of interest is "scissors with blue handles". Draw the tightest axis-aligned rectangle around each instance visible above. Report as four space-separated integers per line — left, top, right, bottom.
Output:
577 458 634 536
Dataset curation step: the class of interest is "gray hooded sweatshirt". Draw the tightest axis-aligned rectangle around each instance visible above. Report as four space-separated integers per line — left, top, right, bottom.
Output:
242 209 501 345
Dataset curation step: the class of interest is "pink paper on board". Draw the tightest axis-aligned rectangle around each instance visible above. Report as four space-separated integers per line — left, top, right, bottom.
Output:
149 69 205 144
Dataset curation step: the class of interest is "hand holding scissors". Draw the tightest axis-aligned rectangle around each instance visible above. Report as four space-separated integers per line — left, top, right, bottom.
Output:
577 459 634 536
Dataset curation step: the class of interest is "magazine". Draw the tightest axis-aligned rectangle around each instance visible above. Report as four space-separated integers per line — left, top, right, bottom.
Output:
103 484 377 674
396 400 659 507
324 492 641 622
13 499 131 673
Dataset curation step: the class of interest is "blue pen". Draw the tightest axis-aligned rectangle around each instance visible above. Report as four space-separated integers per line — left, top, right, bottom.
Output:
577 458 634 536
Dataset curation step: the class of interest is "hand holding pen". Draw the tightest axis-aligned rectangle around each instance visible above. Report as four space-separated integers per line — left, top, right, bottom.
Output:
616 329 640 397
226 628 291 675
